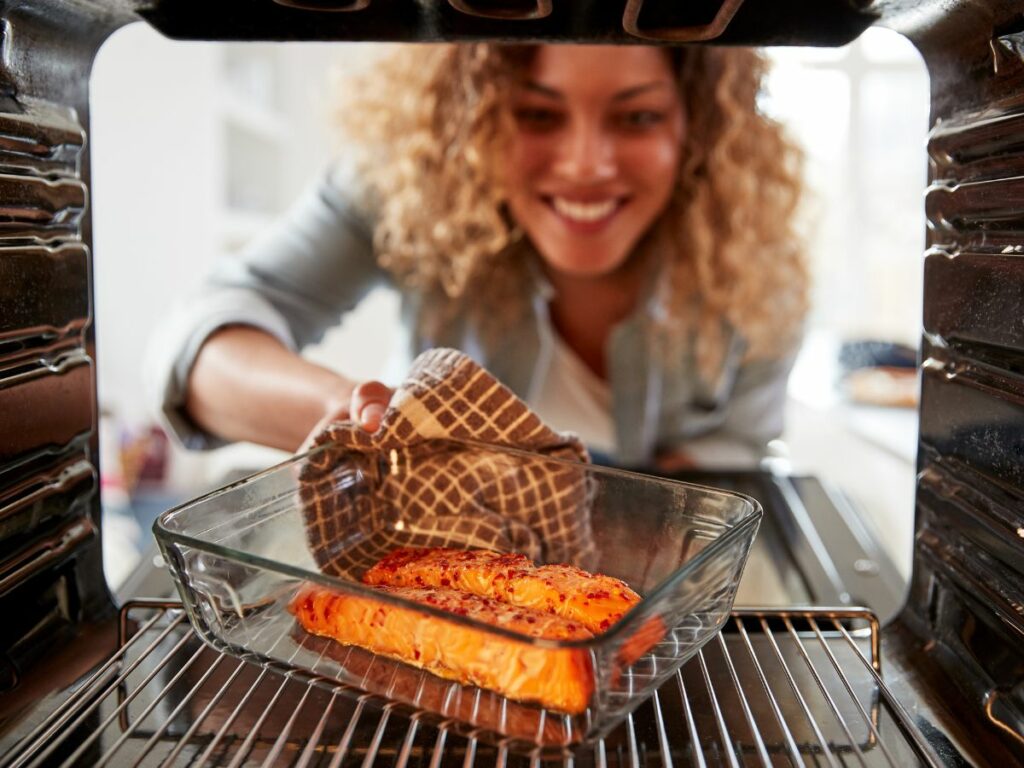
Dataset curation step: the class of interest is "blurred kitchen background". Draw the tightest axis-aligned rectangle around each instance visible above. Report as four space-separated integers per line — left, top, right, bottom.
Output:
89 28 928 593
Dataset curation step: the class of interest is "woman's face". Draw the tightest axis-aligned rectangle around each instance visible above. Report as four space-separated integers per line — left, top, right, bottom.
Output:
503 45 685 279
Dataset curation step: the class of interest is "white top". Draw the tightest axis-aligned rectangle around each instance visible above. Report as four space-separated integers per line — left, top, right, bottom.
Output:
531 332 616 455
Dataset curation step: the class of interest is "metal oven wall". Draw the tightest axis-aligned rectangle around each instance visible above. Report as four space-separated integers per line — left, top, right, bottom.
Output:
886 1 1024 751
0 0 122 701
0 0 1022 756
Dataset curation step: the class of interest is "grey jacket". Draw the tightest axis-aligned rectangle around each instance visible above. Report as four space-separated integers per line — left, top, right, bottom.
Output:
147 168 798 468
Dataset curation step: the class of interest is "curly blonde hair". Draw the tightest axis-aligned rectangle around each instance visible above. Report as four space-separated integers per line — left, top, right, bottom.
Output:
336 44 808 373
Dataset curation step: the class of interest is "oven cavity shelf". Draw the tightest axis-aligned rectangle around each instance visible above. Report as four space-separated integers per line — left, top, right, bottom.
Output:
1 601 941 767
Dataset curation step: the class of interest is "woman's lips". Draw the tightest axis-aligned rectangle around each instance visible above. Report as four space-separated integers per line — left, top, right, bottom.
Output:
546 195 625 233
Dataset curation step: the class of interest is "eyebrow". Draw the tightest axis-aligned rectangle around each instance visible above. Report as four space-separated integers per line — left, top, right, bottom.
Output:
521 80 672 101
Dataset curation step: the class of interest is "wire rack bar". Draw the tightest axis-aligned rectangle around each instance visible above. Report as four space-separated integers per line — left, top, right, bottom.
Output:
61 630 200 767
624 712 640 768
155 655 249 768
258 673 316 767
757 615 842 768
697 648 741 768
832 620 945 766
716 631 771 766
393 714 420 768
780 617 875 767
293 690 340 768
191 618 301 767
675 673 706 768
87 641 213 767
139 601 294 768
13 612 189 768
807 618 899 767
222 668 297 768
4 609 167 767
733 616 805 766
429 726 450 768
650 689 674 768
0 601 944 768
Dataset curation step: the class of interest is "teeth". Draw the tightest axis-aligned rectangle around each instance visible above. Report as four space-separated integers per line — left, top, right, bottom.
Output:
551 197 617 222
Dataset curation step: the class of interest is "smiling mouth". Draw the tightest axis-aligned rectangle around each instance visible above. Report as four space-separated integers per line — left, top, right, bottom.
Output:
549 196 623 223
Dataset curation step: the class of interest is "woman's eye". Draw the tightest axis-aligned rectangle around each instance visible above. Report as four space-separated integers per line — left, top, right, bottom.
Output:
617 110 665 129
514 108 562 130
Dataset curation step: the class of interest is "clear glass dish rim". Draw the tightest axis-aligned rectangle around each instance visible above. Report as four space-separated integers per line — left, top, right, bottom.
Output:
153 437 763 650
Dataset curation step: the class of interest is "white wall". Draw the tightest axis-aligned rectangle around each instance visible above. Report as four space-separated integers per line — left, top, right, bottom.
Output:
90 26 398 493
767 30 930 347
91 27 222 426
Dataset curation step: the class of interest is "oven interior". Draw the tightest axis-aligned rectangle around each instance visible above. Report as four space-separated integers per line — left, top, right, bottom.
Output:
0 0 1022 765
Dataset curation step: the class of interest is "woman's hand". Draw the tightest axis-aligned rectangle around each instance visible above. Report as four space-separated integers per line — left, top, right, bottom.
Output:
348 380 395 432
300 379 395 453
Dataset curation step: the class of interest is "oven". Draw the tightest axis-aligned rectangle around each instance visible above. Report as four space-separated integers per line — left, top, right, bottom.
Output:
0 0 1022 765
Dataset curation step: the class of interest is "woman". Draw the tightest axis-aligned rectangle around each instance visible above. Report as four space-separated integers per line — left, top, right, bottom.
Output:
150 43 807 468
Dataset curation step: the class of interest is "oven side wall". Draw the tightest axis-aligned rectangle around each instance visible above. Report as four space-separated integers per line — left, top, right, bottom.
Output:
0 0 131 706
886 0 1024 755
1 0 1022 757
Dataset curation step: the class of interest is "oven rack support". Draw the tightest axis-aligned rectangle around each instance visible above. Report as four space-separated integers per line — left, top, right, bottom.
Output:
1 601 942 768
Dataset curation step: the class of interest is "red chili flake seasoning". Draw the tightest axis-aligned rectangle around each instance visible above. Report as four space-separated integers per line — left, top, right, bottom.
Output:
440 577 451 587
526 616 537 624
413 649 421 660
558 594 566 602
599 619 611 630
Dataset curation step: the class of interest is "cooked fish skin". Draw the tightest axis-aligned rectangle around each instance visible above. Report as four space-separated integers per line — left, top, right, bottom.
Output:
290 583 595 714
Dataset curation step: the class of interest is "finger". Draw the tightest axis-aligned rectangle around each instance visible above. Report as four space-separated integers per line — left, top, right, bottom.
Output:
350 380 394 432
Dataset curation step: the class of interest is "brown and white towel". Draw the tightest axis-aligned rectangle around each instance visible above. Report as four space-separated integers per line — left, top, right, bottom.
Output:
298 348 596 579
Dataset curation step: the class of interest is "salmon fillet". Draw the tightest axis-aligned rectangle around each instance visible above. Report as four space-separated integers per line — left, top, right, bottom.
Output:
364 547 642 634
290 583 595 714
364 547 666 666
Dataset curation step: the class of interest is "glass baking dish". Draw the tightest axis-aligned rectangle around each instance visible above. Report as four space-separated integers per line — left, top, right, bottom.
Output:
154 439 761 756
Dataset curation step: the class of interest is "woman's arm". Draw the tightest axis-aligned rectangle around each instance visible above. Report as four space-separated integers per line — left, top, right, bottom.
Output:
185 326 350 452
185 325 392 452
146 167 388 451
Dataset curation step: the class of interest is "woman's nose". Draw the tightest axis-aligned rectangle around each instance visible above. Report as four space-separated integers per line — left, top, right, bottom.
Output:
553 120 616 182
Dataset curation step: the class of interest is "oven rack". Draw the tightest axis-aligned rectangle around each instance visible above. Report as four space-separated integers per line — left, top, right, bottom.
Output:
2 601 941 767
